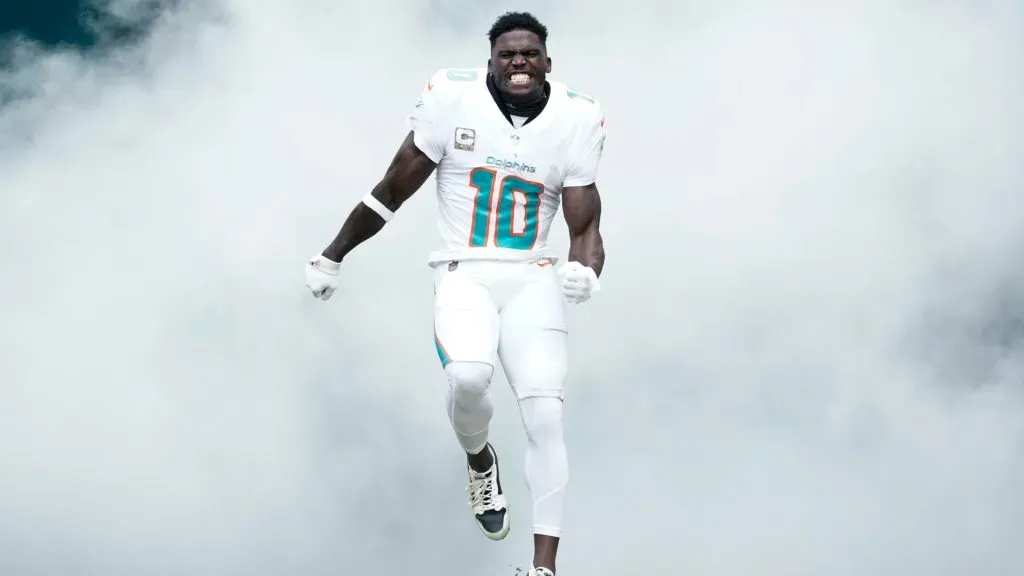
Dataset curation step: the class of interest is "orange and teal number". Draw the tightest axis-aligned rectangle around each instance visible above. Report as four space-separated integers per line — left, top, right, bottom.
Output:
468 168 543 249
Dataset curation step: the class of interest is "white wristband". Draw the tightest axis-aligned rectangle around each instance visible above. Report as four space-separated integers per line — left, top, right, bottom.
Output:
362 193 395 222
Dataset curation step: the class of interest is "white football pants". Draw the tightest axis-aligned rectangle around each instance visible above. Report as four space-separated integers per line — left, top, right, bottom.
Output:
433 258 570 538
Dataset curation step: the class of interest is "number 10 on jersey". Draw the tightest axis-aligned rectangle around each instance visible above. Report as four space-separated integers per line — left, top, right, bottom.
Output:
468 168 543 250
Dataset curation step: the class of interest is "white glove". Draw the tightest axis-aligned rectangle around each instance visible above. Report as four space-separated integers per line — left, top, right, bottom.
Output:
558 261 601 304
306 253 341 300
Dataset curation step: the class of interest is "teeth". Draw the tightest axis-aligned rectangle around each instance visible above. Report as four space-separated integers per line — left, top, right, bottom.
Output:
510 73 531 85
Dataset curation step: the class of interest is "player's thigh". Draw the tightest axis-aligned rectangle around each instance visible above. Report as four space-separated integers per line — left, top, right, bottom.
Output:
497 264 568 399
433 263 500 368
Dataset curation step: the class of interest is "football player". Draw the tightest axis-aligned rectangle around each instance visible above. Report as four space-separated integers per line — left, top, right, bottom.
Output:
306 11 606 576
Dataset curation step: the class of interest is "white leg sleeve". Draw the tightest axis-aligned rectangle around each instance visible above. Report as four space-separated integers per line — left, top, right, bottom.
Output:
519 396 569 537
445 361 495 455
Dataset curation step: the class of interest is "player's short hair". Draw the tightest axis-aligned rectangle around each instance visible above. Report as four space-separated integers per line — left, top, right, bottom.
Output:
487 11 548 48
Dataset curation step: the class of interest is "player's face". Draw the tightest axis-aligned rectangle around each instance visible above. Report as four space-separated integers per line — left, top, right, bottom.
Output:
489 30 551 100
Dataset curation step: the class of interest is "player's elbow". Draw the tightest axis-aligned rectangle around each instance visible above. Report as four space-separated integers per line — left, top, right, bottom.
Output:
371 150 433 212
370 178 406 212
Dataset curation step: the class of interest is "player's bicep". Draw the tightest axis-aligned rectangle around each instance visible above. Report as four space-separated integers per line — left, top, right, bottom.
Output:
562 183 601 236
371 131 437 211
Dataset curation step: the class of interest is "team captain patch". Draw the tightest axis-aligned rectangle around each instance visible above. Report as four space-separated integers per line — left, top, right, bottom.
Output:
454 127 476 151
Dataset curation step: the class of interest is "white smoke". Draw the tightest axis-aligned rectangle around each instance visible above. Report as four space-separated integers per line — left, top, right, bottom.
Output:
1 0 1022 574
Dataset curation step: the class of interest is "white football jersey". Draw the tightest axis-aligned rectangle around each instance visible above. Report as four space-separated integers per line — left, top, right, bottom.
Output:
407 67 606 267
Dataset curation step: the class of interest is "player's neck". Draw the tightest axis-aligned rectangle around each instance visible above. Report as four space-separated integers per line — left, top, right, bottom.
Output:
486 73 549 125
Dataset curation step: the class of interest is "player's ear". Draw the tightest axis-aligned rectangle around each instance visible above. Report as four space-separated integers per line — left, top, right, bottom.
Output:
545 57 552 73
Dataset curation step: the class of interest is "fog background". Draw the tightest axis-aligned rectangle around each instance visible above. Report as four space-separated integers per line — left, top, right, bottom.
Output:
1 0 1023 574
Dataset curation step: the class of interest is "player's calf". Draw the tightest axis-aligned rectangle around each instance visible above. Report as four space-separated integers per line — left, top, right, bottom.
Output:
520 396 568 573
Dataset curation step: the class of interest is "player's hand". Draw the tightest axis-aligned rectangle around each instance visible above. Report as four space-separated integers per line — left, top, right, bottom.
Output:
558 261 600 304
305 253 341 300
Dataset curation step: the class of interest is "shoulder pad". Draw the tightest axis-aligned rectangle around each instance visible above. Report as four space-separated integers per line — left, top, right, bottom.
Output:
558 83 604 127
566 87 597 105
422 67 485 101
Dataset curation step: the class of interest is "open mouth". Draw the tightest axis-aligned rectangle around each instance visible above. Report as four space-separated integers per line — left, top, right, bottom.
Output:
507 72 533 87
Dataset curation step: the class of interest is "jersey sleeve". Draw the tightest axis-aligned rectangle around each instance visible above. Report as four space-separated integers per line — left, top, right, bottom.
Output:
406 69 451 163
563 102 607 188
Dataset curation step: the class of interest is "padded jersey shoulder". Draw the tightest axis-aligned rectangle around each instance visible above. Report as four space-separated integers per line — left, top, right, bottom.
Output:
421 67 487 107
549 79 605 129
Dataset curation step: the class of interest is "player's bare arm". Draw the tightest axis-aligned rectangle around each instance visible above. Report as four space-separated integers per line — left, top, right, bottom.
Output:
562 182 604 277
321 131 437 262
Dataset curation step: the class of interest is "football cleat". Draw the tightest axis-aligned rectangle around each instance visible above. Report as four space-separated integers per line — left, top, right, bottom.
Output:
466 443 510 540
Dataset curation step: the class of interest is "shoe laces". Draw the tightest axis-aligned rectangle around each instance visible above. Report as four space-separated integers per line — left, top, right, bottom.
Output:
468 467 499 510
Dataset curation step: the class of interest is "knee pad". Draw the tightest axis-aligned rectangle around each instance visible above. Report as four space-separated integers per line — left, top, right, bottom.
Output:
519 396 564 444
445 361 494 402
